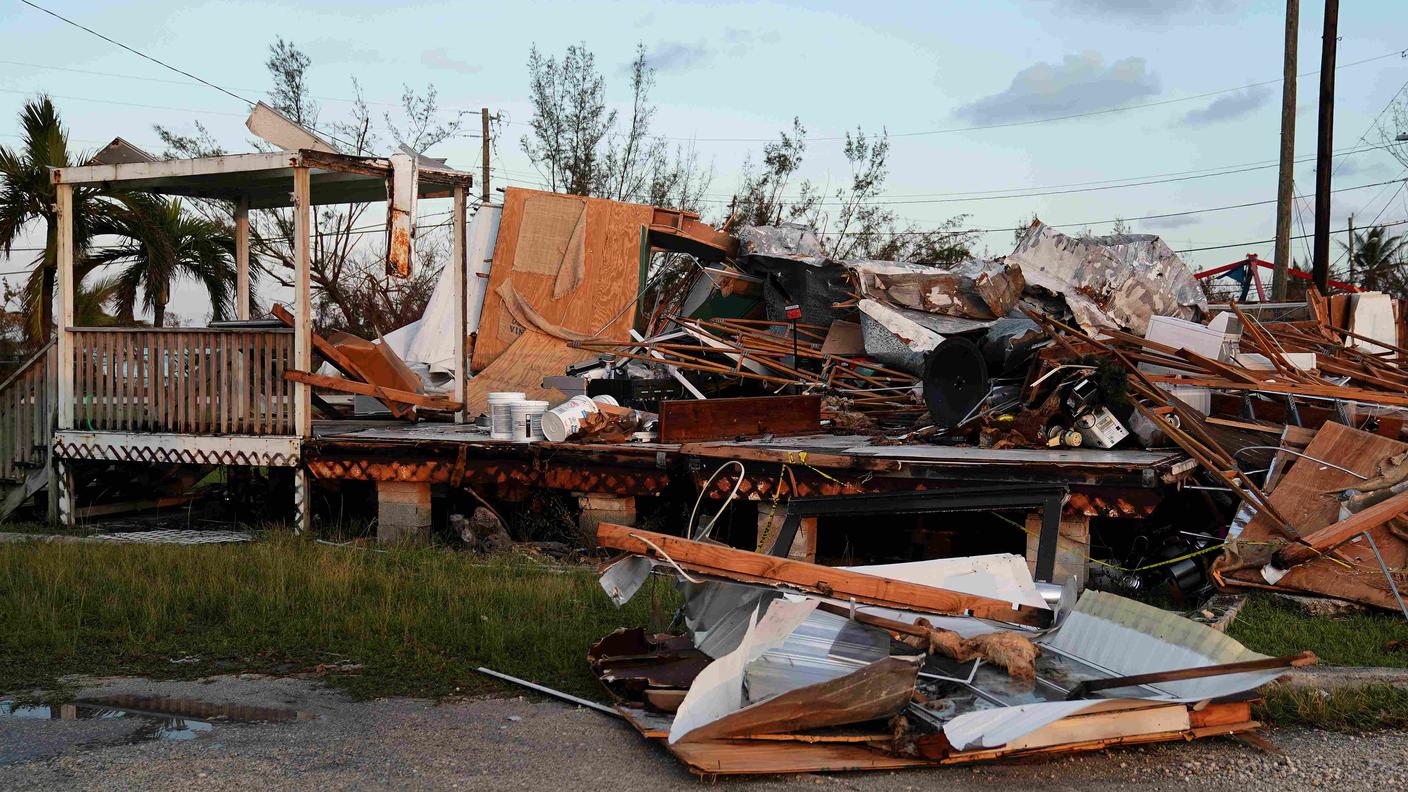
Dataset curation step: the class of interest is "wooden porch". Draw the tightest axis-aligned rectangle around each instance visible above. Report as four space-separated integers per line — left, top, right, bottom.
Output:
37 147 474 529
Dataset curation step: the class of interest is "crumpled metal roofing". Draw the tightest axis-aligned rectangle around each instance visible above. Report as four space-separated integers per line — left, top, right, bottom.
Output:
1006 221 1206 335
1040 589 1283 701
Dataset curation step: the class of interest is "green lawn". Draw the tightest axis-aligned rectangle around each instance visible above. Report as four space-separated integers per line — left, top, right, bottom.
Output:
0 534 673 700
1228 592 1408 669
3 536 1405 731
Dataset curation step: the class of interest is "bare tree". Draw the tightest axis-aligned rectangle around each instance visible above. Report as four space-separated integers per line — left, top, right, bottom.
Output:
827 128 894 260
730 118 820 228
152 39 458 336
521 43 616 196
385 83 465 153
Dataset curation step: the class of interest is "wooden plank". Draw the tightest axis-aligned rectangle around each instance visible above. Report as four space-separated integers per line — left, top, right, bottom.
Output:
282 369 463 411
597 524 1047 626
1223 421 1408 610
1003 704 1190 752
1066 651 1316 698
659 395 821 443
1281 489 1408 566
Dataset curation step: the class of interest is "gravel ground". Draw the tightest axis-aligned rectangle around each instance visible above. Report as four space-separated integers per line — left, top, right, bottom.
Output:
1 675 1404 791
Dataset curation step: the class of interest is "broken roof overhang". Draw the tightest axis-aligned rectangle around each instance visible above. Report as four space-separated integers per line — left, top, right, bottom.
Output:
49 148 473 209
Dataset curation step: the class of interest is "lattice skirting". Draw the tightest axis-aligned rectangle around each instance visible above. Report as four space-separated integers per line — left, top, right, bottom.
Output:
53 431 300 468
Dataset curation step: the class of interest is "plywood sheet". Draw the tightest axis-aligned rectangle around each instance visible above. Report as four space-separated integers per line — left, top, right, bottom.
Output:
472 188 653 371
1223 421 1408 610
513 194 585 276
462 328 597 417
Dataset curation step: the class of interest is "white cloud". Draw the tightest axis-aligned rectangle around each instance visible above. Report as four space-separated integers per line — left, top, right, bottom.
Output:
1182 85 1272 126
422 48 481 75
1043 0 1233 23
955 51 1160 125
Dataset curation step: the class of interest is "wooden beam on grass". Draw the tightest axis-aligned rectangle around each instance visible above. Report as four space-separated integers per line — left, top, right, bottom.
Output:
597 524 1048 627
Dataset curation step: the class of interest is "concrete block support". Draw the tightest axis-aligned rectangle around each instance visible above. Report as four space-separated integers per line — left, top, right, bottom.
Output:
1025 511 1090 589
377 480 432 544
578 493 636 544
757 506 817 563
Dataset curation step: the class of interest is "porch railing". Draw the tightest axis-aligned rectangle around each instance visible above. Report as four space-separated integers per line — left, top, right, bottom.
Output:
0 340 55 489
72 328 295 435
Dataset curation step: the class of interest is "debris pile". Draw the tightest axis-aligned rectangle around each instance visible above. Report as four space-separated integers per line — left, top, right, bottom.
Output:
586 523 1311 775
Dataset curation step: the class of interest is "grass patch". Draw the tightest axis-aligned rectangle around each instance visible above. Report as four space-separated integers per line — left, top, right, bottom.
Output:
1227 592 1408 669
0 535 678 700
1258 684 1408 731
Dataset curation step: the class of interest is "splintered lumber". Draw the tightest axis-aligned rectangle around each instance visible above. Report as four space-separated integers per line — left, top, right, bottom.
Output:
1063 651 1317 700
596 524 1048 627
272 303 411 418
1276 488 1408 568
283 369 462 411
658 395 821 443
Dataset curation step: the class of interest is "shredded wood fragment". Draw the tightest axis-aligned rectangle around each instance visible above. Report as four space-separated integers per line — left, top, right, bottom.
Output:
902 619 1040 683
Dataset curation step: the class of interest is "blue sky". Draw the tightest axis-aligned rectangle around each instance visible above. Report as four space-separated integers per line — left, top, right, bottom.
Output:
2 0 1407 320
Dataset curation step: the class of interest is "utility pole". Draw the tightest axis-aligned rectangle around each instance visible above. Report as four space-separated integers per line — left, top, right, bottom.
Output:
1312 0 1339 294
480 107 491 204
1347 214 1356 287
1272 0 1299 300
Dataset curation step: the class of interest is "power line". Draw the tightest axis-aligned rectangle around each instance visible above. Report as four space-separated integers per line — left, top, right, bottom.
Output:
19 1 253 107
0 87 246 118
689 144 1399 207
1174 217 1408 254
814 177 1406 237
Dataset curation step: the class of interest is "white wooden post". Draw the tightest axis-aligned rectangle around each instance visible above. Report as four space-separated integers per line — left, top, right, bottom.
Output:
292 167 311 534
292 167 311 438
452 185 467 424
54 182 74 527
55 182 74 433
235 195 250 320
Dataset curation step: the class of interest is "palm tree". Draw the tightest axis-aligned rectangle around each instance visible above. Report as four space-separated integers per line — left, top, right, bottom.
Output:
1341 226 1408 295
0 96 114 344
86 193 237 327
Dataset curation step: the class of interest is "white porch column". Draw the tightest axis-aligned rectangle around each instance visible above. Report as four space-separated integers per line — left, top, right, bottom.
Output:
53 183 74 527
292 167 312 533
452 184 467 423
292 167 311 438
235 195 250 320
55 182 74 432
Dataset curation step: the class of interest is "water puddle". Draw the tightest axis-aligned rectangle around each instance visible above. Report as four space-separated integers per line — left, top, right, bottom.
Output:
0 694 313 751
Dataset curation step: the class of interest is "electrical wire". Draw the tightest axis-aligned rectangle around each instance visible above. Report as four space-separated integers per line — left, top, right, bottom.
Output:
19 1 254 107
1174 217 1408 254
688 461 746 541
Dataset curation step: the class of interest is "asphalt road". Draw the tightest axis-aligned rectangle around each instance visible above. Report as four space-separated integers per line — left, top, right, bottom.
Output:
1 675 1404 791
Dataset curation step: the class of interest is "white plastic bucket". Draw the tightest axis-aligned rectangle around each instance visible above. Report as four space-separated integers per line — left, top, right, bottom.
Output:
487 392 525 440
540 395 600 442
510 400 549 442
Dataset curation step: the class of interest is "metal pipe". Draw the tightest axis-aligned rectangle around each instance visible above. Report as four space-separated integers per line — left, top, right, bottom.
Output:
475 667 622 717
1359 531 1408 621
1232 446 1368 480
